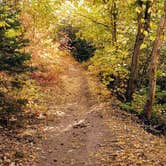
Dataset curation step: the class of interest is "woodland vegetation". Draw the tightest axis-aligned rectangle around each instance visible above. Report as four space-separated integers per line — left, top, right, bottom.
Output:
1 0 165 123
0 0 166 165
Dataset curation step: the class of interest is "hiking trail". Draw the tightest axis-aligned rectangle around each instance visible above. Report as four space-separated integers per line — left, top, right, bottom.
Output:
35 52 166 166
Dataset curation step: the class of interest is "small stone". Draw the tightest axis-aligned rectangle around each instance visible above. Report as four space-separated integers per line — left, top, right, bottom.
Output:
48 150 53 153
53 159 57 162
9 162 16 166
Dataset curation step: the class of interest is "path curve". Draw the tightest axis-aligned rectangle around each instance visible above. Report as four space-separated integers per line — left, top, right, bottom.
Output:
35 52 166 166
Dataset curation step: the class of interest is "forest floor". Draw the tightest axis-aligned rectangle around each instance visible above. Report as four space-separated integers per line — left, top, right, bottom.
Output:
0 48 166 166
35 51 166 166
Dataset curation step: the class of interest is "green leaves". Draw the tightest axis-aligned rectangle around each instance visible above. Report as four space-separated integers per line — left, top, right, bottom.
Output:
0 1 32 117
0 21 9 27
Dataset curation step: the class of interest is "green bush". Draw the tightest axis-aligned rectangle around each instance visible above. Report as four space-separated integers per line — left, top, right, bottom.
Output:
0 2 32 120
58 25 96 62
87 45 129 99
120 86 166 119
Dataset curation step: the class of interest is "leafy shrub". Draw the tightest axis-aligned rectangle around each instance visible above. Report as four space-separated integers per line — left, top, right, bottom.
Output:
87 45 129 99
119 102 133 112
0 8 31 73
58 25 96 62
121 86 166 118
0 2 32 122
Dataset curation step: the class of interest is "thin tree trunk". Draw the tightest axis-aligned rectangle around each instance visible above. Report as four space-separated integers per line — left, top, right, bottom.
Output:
126 0 151 101
144 0 166 120
111 0 118 46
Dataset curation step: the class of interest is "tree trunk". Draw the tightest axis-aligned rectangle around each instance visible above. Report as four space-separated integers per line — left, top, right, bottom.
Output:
144 0 166 120
111 0 118 46
126 0 151 101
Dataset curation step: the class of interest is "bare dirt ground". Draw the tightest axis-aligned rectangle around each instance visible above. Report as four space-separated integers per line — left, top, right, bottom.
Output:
34 52 166 166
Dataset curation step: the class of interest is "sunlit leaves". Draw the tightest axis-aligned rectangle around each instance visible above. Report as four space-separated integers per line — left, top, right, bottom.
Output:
21 0 56 33
0 21 8 27
5 28 19 38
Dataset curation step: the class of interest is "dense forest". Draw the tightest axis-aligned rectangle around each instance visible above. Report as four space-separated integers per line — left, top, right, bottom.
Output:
0 0 166 165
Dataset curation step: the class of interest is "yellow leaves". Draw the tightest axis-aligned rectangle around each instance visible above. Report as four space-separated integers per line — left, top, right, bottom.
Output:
143 30 148 37
140 43 147 50
141 18 145 23
140 30 148 37
150 35 155 41
0 21 5 27
118 141 126 145
3 5 9 11
135 7 142 14
0 21 9 27
5 29 19 38
148 7 152 14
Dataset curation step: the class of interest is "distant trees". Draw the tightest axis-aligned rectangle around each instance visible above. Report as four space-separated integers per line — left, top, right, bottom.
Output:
21 0 56 40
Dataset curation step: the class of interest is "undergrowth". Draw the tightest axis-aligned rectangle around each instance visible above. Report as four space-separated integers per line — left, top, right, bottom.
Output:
119 87 166 135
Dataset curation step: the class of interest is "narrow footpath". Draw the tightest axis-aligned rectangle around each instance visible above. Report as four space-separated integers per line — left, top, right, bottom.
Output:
35 52 166 166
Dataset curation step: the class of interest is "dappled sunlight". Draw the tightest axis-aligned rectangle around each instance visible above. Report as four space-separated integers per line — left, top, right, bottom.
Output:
0 0 166 165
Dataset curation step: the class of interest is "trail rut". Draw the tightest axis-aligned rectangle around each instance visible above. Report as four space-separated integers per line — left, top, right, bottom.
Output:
35 54 112 165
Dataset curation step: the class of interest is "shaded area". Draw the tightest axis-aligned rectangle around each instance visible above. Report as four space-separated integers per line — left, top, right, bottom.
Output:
0 1 33 126
58 25 96 62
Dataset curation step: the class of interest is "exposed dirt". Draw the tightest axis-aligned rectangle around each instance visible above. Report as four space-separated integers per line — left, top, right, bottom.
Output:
1 49 165 166
34 52 166 166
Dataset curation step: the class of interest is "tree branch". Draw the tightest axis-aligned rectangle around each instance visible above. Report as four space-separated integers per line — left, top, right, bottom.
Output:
77 13 111 29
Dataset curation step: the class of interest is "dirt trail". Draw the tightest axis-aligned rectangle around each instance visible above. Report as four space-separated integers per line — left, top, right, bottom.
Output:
35 53 166 166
